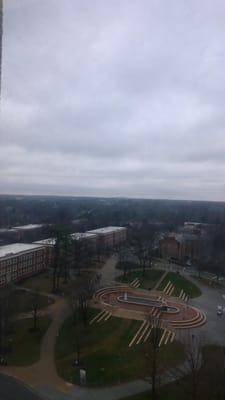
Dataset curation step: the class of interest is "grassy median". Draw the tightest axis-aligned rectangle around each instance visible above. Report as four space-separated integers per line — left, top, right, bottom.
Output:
158 272 201 298
116 269 164 290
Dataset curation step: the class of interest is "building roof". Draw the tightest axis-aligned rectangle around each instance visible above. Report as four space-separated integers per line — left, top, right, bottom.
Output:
70 232 97 240
87 226 126 235
34 238 56 246
184 222 202 226
0 243 44 259
168 232 198 243
0 228 17 233
34 232 97 246
12 224 44 230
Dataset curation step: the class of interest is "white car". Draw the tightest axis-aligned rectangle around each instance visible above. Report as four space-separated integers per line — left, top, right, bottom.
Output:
217 305 223 316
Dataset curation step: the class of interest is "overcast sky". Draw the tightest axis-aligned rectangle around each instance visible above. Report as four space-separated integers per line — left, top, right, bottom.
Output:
1 0 225 201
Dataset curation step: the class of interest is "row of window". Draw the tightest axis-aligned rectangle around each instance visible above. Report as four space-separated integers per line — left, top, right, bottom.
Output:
0 263 46 286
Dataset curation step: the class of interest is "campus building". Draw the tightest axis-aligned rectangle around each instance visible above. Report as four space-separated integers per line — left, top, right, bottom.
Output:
70 232 97 252
0 243 49 288
0 226 126 288
0 224 48 244
87 226 127 249
159 233 200 263
34 232 97 261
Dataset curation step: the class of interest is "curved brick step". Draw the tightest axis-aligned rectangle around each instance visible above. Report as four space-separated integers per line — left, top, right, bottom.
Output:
171 311 206 329
94 285 129 301
169 310 200 327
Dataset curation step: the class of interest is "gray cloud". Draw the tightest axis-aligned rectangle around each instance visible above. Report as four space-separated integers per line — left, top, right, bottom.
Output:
1 0 225 200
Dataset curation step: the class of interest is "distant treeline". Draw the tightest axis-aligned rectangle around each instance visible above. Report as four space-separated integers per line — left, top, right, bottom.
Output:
0 195 225 230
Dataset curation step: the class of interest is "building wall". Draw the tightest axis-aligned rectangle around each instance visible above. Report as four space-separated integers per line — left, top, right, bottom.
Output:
0 247 49 288
95 228 127 249
160 236 200 262
160 237 181 260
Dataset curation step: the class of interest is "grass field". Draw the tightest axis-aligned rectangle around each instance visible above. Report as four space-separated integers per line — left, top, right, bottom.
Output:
6 316 51 366
11 289 54 314
158 272 201 298
55 310 184 387
20 271 62 294
116 270 164 290
121 346 225 400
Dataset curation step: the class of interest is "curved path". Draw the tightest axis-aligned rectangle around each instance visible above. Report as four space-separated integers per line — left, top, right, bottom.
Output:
0 297 71 395
185 273 225 346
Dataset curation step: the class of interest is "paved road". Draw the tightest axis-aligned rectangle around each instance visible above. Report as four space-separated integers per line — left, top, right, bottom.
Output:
187 274 225 346
0 374 43 400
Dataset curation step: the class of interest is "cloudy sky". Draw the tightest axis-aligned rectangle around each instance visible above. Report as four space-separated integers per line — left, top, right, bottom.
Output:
1 0 225 200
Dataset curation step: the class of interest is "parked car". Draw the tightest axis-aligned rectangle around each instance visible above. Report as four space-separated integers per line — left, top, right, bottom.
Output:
217 305 223 316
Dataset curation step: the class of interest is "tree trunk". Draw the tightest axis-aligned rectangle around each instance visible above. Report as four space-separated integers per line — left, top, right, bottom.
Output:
33 304 38 331
151 352 157 400
64 262 68 283
52 264 57 292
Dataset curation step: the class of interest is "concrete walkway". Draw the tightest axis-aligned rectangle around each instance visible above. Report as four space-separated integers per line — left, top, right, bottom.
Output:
36 360 190 400
100 254 120 285
153 270 168 290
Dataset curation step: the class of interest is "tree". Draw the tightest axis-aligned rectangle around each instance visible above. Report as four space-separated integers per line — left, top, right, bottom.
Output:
200 346 225 400
31 290 40 331
72 239 85 276
52 232 61 292
61 233 73 284
52 226 73 292
133 239 153 274
175 332 203 400
147 314 164 400
117 245 132 278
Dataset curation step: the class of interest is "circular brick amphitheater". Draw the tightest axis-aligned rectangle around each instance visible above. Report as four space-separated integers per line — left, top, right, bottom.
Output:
93 285 206 329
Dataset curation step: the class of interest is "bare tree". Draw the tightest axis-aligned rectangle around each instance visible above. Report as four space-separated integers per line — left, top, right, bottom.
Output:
175 332 203 400
133 239 153 274
31 290 40 331
118 245 131 278
61 233 73 283
52 233 61 292
146 314 164 400
200 346 225 400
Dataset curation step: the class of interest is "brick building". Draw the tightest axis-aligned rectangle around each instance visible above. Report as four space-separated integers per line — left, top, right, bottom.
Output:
0 243 49 287
70 232 97 253
159 233 200 263
87 226 127 249
0 224 48 244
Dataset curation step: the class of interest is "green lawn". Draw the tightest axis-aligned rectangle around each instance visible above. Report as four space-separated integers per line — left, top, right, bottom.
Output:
6 316 51 366
158 272 201 298
10 289 54 314
116 270 164 290
20 271 61 294
121 346 225 400
55 310 184 387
